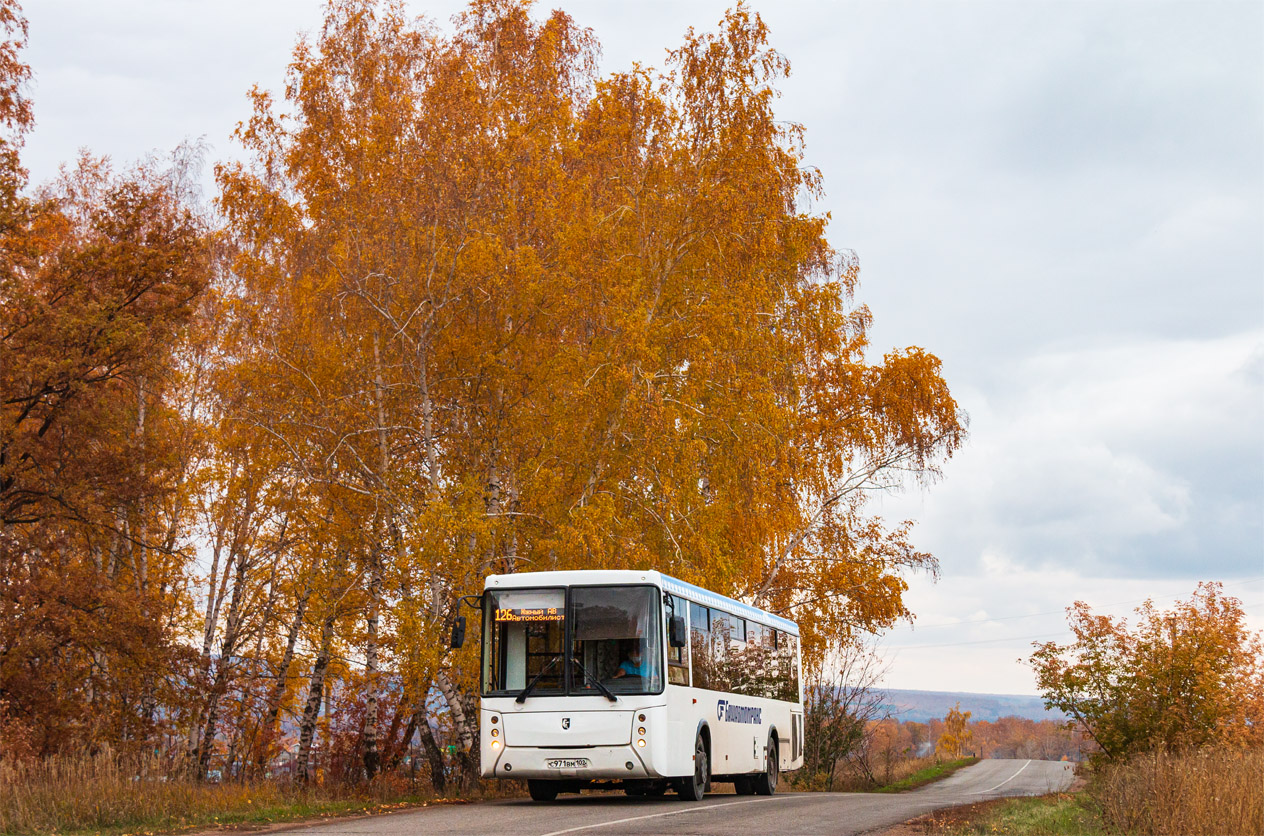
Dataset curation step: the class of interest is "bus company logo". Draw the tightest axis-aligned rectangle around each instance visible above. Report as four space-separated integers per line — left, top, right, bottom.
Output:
716 700 762 725
561 717 570 730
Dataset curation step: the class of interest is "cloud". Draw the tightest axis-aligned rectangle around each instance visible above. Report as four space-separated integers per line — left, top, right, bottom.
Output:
875 563 1264 694
878 330 1264 578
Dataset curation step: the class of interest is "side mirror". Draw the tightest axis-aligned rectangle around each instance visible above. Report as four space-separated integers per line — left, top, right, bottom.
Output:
669 615 687 648
450 615 467 649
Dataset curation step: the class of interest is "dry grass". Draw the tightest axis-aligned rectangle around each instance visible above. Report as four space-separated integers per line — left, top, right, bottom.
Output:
833 754 944 792
1092 746 1263 836
0 750 449 835
791 755 977 793
872 757 979 793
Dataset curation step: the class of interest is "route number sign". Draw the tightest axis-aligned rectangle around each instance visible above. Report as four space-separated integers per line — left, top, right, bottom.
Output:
495 607 563 623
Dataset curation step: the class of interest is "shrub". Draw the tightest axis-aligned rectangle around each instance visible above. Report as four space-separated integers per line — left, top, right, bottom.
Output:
1030 583 1264 761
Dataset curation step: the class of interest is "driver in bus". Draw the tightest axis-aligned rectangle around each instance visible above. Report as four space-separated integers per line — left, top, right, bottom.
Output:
612 641 647 679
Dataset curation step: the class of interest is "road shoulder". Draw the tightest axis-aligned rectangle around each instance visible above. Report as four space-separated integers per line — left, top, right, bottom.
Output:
875 773 1098 836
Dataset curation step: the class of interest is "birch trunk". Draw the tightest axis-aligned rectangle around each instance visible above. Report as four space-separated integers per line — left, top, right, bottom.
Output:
194 530 251 780
415 708 447 793
434 670 474 752
435 670 479 788
296 610 337 783
256 582 311 772
363 538 383 779
132 374 148 591
362 333 392 780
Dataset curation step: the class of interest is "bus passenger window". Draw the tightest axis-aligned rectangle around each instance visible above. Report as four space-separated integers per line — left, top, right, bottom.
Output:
739 621 776 699
788 633 801 699
666 594 689 686
709 609 733 692
689 601 711 689
772 628 799 701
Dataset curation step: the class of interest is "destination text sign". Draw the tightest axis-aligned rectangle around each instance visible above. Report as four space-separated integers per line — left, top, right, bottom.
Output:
495 607 563 622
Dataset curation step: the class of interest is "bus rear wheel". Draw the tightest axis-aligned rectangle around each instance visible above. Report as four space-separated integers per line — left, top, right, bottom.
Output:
677 733 708 801
752 736 779 796
528 780 559 802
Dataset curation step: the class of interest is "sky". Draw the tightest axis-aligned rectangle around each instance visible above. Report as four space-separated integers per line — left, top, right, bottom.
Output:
21 0 1264 694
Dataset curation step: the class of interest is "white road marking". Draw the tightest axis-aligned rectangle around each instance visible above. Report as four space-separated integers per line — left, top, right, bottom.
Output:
971 759 1032 794
537 795 805 836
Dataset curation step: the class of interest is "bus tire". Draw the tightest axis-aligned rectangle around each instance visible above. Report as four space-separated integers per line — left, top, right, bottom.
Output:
752 735 779 796
677 733 708 801
528 780 559 802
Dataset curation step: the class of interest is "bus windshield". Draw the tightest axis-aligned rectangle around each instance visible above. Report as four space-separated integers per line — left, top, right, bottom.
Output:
571 586 662 695
484 588 566 696
483 585 662 697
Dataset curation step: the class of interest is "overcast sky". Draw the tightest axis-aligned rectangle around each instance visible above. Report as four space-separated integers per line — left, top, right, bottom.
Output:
22 0 1263 694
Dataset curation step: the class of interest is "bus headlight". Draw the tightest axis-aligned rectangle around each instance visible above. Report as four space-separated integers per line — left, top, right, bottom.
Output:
491 740 501 750
636 739 646 748
491 728 499 737
638 727 645 735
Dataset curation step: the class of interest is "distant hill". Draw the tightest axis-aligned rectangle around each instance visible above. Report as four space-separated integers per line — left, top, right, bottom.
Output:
878 689 1067 723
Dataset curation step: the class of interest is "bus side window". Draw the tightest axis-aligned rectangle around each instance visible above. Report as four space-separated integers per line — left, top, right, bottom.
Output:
709 608 734 692
788 633 801 700
666 594 689 686
772 629 799 701
689 601 711 689
741 621 776 699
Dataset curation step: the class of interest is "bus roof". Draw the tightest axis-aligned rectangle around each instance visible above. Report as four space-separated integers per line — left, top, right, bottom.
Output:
484 569 799 636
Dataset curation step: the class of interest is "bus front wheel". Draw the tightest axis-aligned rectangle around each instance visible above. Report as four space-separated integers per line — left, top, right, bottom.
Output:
677 733 708 801
528 780 559 802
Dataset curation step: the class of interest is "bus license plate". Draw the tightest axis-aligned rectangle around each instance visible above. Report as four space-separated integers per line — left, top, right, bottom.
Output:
546 758 590 769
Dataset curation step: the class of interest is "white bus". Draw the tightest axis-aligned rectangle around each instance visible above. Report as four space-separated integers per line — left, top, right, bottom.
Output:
453 569 804 801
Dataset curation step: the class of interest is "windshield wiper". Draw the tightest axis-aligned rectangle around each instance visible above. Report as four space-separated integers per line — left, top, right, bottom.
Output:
572 657 618 702
515 654 562 704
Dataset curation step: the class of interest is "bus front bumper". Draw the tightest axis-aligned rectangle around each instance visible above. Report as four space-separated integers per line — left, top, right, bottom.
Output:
483 744 659 780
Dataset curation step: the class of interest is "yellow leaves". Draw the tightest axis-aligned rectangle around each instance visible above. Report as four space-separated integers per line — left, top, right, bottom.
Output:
213 0 965 706
937 703 973 760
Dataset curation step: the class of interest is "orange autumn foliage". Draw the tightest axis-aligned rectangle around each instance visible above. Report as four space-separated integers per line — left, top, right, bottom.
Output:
3 0 964 784
1030 582 1264 761
220 0 962 693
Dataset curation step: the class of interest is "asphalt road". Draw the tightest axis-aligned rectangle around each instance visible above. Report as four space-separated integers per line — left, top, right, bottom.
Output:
283 759 1074 836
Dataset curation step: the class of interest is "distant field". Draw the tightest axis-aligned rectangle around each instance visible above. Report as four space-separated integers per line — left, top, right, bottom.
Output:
879 689 1067 723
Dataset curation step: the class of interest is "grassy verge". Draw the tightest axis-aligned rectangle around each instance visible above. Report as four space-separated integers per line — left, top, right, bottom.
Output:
1 783 474 836
787 755 982 794
914 792 1107 835
873 756 979 793
144 794 469 836
0 751 514 836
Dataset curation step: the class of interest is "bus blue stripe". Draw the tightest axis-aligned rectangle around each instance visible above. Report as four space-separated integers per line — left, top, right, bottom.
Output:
659 575 799 635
